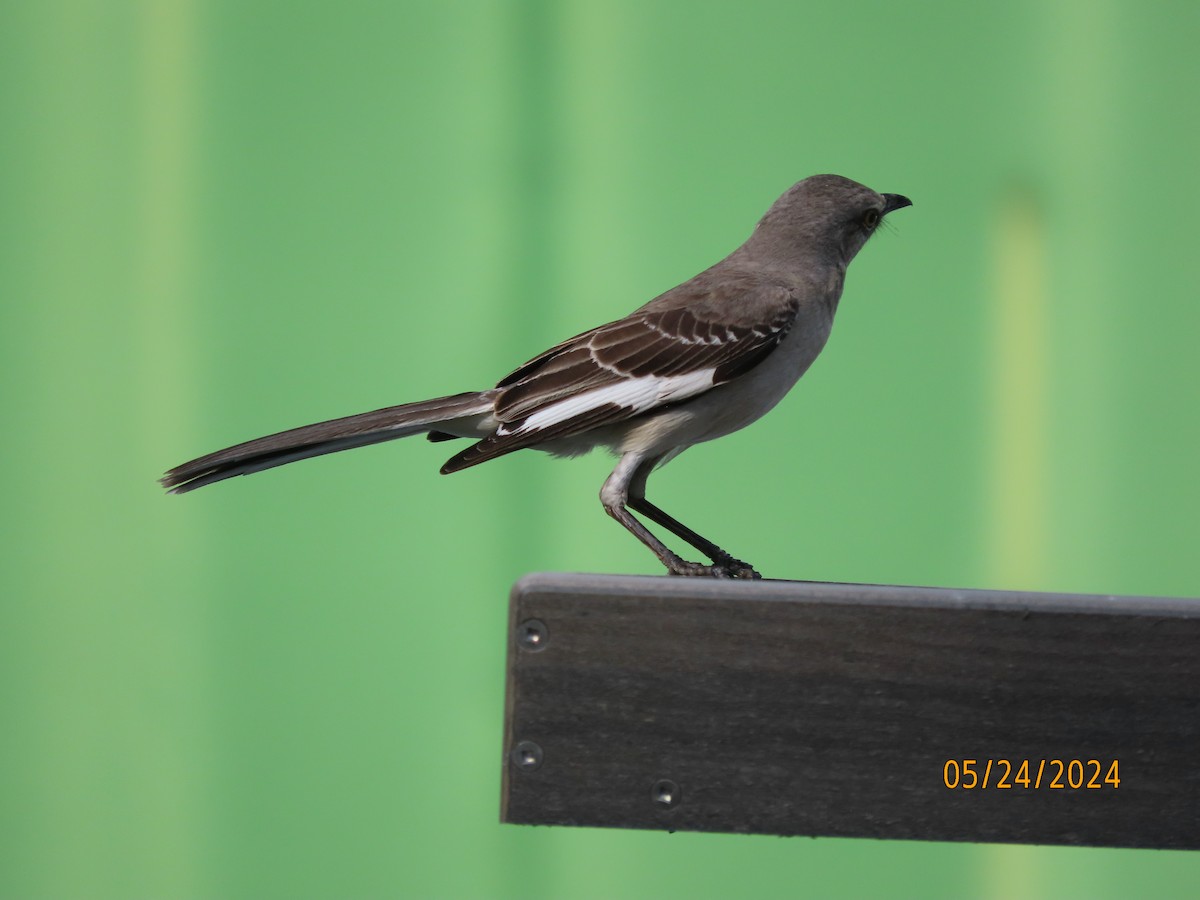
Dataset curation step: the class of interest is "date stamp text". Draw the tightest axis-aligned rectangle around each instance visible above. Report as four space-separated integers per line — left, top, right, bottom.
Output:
943 759 1120 790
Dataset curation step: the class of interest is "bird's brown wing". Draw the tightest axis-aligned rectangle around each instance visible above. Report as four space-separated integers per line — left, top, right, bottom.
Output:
440 278 799 473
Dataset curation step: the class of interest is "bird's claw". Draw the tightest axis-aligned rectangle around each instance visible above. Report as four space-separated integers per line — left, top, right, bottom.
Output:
713 553 762 580
726 563 762 580
666 554 762 580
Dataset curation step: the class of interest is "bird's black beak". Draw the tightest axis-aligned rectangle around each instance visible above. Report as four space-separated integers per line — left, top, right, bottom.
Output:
882 193 913 214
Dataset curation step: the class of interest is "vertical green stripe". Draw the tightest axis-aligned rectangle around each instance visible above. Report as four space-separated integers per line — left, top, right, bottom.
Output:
2 3 209 897
9 4 128 895
132 1 210 896
136 0 200 457
1040 0 1122 593
499 0 563 573
985 187 1048 589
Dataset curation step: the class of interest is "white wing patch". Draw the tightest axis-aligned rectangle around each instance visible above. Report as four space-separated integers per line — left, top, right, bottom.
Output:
501 368 717 436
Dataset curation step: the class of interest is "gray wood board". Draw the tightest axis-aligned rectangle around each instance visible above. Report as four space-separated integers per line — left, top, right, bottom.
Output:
501 572 1200 849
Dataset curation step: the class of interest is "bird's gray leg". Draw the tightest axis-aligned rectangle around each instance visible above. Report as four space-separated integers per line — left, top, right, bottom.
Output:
626 458 761 580
601 454 716 577
601 454 759 579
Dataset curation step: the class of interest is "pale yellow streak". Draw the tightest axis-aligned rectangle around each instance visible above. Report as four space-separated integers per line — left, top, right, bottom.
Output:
979 192 1049 900
133 1 210 896
986 189 1049 589
15 2 208 895
136 0 199 450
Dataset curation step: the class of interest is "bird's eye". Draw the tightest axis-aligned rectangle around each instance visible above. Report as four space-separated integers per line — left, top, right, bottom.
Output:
862 209 881 229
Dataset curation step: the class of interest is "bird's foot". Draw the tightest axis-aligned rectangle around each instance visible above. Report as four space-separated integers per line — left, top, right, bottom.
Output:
665 554 762 580
712 552 762 580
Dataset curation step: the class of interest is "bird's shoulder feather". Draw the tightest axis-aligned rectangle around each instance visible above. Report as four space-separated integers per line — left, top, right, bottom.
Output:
495 273 799 423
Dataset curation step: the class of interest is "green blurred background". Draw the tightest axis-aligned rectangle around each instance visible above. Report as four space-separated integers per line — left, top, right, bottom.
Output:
3 0 1199 897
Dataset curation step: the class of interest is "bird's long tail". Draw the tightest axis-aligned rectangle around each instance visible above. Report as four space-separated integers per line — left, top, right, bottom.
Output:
161 391 495 493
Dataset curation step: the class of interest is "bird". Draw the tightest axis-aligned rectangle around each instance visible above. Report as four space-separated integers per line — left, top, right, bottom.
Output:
162 174 911 579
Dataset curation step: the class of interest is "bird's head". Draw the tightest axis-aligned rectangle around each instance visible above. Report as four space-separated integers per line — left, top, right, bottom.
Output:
745 174 912 270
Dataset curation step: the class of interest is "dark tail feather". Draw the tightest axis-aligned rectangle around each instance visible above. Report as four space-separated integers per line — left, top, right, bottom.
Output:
439 401 622 475
162 391 493 493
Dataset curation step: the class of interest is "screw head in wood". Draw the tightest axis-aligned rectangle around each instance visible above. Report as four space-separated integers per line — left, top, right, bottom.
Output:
652 779 681 808
511 740 544 771
517 618 549 652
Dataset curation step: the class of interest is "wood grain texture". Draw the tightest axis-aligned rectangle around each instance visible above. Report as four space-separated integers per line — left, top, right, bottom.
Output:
501 573 1200 848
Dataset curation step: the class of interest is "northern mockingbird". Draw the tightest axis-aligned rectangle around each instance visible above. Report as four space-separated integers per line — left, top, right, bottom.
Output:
163 174 911 578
